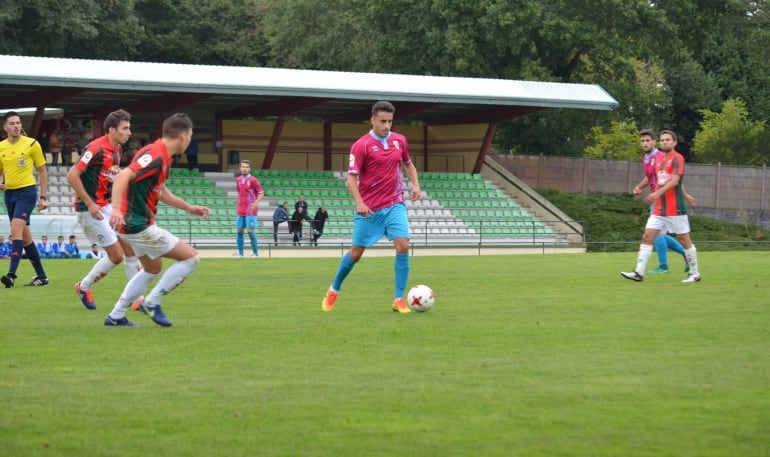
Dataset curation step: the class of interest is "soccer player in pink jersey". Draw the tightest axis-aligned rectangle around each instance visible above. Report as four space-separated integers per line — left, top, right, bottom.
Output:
105 113 210 327
235 160 264 257
322 101 422 313
67 109 143 310
631 129 691 275
622 130 701 283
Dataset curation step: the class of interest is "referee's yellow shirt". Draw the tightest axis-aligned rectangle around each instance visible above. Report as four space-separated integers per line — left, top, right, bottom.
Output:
0 136 46 189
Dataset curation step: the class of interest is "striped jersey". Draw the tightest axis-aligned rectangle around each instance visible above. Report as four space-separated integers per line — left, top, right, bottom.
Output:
652 150 687 217
347 130 411 212
74 135 121 211
117 139 170 234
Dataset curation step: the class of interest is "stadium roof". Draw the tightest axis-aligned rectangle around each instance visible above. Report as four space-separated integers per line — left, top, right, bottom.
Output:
0 55 618 125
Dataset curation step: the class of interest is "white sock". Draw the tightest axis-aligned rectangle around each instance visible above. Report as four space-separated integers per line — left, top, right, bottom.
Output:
80 257 117 290
108 270 159 319
123 255 141 280
636 244 653 274
145 256 199 307
685 245 699 275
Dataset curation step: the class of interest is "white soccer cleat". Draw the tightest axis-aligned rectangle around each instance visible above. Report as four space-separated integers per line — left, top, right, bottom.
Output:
620 271 644 282
681 274 701 283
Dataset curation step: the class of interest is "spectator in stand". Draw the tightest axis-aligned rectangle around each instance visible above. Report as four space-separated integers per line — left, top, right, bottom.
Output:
272 201 290 245
37 130 50 164
36 235 54 259
61 132 73 166
295 194 308 213
185 138 199 171
0 235 11 259
311 206 329 246
290 206 309 246
54 235 69 259
49 130 61 166
86 243 105 259
65 235 81 259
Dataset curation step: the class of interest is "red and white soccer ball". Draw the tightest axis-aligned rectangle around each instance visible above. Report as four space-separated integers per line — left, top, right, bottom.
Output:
407 284 435 312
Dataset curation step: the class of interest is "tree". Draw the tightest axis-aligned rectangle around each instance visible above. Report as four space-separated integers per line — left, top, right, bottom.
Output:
692 98 768 165
0 0 103 56
584 120 641 160
134 0 267 65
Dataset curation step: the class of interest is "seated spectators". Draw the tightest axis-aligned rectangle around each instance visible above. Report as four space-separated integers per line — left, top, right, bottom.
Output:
86 243 105 259
0 235 11 259
36 235 54 259
65 235 81 259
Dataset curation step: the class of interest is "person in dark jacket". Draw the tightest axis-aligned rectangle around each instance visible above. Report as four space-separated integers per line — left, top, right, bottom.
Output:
311 206 329 246
289 206 309 246
272 201 290 245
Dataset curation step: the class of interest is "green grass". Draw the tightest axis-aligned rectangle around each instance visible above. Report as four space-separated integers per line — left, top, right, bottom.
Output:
1 254 768 456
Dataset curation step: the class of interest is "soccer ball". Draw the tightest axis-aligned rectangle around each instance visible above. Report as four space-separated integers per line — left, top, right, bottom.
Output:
407 284 435 312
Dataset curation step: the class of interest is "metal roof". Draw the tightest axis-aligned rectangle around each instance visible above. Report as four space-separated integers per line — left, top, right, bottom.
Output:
0 55 618 124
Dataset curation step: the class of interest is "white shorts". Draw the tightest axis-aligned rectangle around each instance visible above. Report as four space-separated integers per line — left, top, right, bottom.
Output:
117 224 179 260
645 215 691 235
78 204 119 247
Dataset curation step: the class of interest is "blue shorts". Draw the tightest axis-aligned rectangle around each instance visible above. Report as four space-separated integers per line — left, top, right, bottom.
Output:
4 185 36 225
236 216 258 230
352 203 410 248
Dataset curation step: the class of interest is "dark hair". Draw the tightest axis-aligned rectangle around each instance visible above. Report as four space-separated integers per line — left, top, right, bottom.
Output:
162 113 193 138
3 111 20 122
659 129 678 142
639 128 656 140
103 109 131 133
372 101 395 116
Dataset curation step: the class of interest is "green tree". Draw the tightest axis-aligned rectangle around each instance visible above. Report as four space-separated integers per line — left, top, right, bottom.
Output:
584 120 640 160
0 0 103 56
134 0 267 65
692 98 768 165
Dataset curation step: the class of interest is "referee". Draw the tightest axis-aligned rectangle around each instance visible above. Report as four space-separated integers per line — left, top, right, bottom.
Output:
0 111 50 287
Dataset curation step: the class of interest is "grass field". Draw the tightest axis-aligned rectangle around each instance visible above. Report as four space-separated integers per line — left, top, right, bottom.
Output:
1 252 768 456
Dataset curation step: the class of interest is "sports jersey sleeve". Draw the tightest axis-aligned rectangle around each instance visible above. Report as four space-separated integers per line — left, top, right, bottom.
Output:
251 176 264 195
398 135 411 164
30 139 46 167
347 137 367 175
76 143 102 172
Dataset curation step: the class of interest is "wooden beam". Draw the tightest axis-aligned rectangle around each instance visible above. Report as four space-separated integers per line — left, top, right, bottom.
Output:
261 115 285 170
472 123 497 174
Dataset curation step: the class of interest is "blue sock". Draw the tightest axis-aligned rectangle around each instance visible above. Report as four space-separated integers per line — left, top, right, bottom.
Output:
665 234 685 255
653 235 668 269
8 239 24 275
236 232 244 256
248 232 258 255
394 253 410 299
331 252 356 292
24 242 47 278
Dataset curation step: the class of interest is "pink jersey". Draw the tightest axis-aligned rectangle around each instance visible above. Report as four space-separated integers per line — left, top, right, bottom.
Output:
644 149 664 193
348 130 411 212
236 174 263 216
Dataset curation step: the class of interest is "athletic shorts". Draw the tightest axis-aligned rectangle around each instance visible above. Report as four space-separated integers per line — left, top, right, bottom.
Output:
236 215 258 230
77 204 119 247
4 185 36 224
118 224 179 260
351 203 410 248
645 215 691 235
